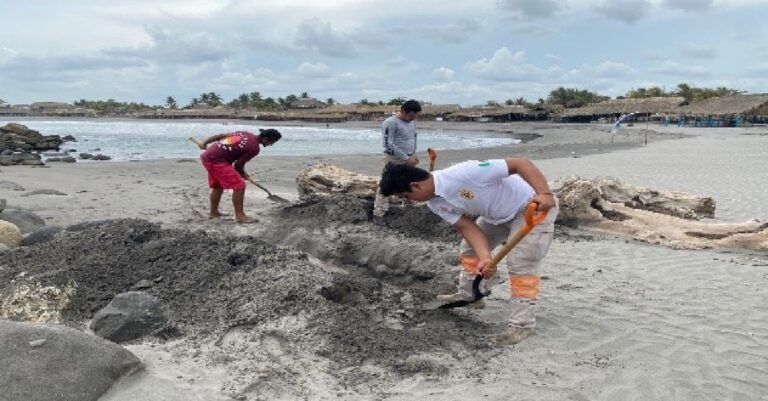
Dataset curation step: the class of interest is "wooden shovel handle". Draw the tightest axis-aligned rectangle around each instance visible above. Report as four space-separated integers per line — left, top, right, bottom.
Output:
488 203 548 269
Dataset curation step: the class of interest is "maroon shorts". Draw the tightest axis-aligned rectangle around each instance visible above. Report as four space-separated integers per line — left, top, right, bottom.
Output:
202 161 246 190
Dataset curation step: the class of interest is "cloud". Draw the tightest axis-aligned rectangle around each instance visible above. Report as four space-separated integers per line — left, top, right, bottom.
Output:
544 54 561 64
466 48 546 81
650 60 711 78
296 62 333 78
432 67 455 81
497 0 564 18
294 18 357 58
595 61 636 78
662 0 714 12
678 42 716 58
104 25 234 65
386 56 420 70
418 19 481 44
594 0 651 23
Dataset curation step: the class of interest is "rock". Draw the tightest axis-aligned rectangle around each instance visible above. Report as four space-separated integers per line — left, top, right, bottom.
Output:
92 154 112 161
79 153 93 159
0 220 22 248
0 281 77 323
0 198 5 213
22 226 64 246
62 135 77 142
0 153 43 166
0 243 10 253
296 163 379 200
28 338 47 348
0 319 141 401
0 209 46 234
90 291 169 343
46 156 76 163
131 280 154 290
0 180 25 191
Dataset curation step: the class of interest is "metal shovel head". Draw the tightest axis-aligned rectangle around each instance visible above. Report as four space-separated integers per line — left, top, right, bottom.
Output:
267 194 290 203
431 276 489 310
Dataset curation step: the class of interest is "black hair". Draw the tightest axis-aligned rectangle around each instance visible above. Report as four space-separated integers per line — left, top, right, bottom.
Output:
400 99 422 114
379 164 430 196
259 128 282 141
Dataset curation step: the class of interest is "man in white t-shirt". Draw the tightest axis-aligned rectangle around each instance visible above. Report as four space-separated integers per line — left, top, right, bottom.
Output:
379 158 559 345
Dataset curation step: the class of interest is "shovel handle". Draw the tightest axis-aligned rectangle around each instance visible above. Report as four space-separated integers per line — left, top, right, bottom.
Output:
489 202 548 269
189 137 205 149
427 148 437 172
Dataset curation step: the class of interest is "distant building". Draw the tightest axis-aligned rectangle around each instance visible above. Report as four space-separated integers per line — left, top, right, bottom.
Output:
289 97 325 109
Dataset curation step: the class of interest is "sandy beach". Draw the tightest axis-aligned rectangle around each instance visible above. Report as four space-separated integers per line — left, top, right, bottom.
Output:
2 122 767 400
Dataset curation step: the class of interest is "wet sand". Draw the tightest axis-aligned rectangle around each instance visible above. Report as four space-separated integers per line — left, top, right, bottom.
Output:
1 122 767 400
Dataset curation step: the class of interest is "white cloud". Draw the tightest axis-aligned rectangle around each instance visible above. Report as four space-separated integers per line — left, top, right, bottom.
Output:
594 0 652 23
662 0 715 12
418 19 481 44
498 0 564 18
650 60 711 77
432 67 455 81
595 61 636 77
297 62 333 78
386 56 419 70
294 18 357 58
466 48 545 81
678 42 716 58
544 54 561 64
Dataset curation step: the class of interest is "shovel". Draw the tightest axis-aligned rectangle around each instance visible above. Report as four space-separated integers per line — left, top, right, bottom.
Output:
430 202 549 309
188 137 289 204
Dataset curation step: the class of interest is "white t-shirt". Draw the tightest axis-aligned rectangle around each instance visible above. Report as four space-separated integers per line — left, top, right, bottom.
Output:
427 159 535 225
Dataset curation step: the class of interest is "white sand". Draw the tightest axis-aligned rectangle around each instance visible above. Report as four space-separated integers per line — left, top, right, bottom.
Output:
2 123 767 400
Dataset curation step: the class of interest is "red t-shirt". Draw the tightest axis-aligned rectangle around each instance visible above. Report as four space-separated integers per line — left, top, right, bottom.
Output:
200 131 261 164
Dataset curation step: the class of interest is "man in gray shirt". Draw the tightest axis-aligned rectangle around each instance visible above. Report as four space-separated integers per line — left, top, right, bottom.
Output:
373 99 422 221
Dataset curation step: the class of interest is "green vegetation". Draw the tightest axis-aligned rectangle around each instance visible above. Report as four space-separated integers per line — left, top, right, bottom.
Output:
73 99 155 113
625 83 743 103
546 87 610 108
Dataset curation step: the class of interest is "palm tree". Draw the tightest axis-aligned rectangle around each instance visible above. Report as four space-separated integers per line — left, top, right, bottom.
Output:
165 96 177 109
300 92 309 98
326 98 336 106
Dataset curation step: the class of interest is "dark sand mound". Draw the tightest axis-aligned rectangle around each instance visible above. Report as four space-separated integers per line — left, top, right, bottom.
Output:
2 217 495 395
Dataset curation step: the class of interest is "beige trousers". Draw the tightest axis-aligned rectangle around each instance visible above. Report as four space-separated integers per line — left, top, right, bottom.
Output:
458 198 559 328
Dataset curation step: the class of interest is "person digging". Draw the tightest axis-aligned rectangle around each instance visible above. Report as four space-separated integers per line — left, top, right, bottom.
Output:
194 128 282 223
379 158 558 345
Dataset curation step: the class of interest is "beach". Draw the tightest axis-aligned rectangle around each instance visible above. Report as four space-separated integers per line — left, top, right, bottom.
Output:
1 122 767 400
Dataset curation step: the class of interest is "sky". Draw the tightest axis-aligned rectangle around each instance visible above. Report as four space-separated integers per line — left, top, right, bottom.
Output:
1 0 767 106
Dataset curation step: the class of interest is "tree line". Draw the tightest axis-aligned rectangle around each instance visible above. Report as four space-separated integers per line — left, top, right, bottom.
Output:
15 82 744 114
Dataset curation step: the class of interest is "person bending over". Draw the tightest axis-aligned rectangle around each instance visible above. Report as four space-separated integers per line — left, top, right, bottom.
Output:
196 128 281 223
379 158 558 345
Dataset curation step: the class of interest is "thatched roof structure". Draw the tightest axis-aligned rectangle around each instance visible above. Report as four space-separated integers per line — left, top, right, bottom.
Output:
560 97 686 118
676 94 768 116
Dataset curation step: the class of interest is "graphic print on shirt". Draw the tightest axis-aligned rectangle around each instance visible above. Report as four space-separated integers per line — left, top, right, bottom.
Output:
217 132 248 152
459 188 475 200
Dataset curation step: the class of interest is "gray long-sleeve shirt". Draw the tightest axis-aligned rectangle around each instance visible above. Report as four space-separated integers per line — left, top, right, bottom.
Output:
381 115 417 160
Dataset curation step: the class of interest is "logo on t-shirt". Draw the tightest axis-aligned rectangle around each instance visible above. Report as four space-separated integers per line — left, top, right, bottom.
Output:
478 161 491 167
217 132 248 152
459 189 475 200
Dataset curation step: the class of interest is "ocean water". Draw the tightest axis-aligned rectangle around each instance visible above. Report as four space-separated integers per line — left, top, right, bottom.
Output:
3 118 518 161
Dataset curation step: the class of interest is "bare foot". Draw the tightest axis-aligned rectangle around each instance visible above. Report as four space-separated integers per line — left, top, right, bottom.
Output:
209 211 230 219
236 215 258 224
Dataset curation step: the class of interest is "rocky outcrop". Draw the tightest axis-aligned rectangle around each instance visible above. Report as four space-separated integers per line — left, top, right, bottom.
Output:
0 209 46 234
296 163 379 200
0 123 68 166
555 176 767 251
0 319 141 401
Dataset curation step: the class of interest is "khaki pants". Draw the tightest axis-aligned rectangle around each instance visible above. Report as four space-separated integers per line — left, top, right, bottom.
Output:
458 198 559 328
373 155 409 217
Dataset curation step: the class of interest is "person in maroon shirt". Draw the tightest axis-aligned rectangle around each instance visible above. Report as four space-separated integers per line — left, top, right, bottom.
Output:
195 128 282 223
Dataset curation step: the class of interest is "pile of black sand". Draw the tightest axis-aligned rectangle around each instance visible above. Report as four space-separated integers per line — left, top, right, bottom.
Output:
1 219 492 383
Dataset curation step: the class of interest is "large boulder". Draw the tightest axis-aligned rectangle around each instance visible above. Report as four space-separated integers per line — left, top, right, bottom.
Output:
0 209 45 234
90 291 169 343
0 319 141 401
0 281 77 323
0 220 22 248
296 163 379 200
